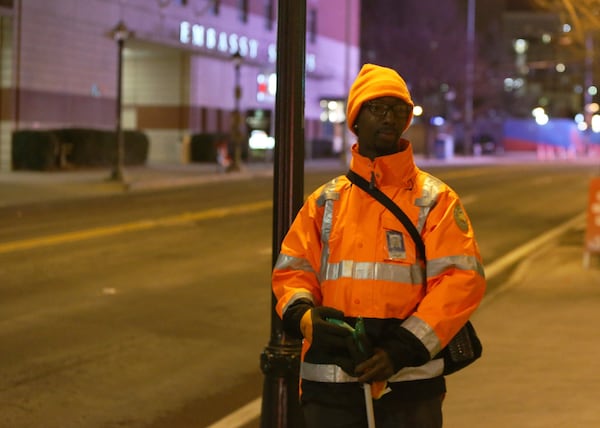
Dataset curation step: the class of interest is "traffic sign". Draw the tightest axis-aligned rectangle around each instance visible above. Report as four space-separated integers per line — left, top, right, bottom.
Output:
584 177 600 268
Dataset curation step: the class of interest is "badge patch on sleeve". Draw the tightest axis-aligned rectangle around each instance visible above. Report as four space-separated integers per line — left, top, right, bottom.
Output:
386 230 406 260
454 204 469 232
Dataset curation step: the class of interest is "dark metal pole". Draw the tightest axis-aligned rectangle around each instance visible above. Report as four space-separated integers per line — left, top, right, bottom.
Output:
108 21 131 183
463 0 475 156
340 0 351 168
228 52 243 172
110 37 125 181
584 31 594 156
260 0 306 427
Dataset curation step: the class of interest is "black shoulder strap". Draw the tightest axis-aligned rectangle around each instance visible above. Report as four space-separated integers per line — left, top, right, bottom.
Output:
346 170 426 263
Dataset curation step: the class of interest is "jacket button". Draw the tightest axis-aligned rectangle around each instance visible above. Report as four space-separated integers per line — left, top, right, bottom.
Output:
354 299 360 304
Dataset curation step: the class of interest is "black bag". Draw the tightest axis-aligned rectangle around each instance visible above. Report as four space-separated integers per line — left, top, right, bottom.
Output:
346 170 482 375
441 320 482 375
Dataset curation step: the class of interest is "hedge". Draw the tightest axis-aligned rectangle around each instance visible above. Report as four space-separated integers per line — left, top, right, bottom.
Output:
12 128 149 171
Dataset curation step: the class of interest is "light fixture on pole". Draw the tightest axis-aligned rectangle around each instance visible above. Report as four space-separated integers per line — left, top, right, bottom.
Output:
464 0 475 156
227 50 243 172
108 20 132 183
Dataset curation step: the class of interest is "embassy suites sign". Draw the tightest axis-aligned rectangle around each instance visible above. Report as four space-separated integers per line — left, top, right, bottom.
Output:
179 21 261 59
179 21 316 72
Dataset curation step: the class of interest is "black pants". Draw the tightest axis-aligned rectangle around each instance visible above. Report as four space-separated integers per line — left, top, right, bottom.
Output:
302 394 443 428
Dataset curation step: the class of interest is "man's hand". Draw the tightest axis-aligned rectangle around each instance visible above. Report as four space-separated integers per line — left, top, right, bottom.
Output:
300 306 352 350
355 348 396 383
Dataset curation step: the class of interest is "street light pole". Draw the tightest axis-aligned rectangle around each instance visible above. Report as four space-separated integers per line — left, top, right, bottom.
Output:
340 0 351 168
108 21 132 183
227 51 243 172
260 0 306 427
584 30 594 155
464 0 475 155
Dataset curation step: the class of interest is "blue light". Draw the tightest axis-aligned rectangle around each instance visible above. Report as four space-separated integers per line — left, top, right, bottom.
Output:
431 116 445 126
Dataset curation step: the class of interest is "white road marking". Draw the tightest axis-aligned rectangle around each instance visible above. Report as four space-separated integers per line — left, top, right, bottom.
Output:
480 212 586 304
206 397 261 428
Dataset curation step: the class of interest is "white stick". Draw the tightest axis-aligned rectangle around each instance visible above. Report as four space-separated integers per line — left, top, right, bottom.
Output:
363 383 376 428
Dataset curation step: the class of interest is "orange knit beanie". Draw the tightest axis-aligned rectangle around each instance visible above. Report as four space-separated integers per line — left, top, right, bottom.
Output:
346 64 414 134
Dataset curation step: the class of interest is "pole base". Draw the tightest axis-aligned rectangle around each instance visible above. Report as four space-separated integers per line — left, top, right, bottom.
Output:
226 162 243 173
260 342 303 428
108 166 128 184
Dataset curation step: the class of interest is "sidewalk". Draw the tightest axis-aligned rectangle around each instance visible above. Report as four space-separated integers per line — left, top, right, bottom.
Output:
444 226 600 427
0 161 276 207
0 158 368 207
0 152 552 207
1 155 599 428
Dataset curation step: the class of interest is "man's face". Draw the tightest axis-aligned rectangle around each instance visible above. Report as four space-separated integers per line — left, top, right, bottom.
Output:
355 96 412 159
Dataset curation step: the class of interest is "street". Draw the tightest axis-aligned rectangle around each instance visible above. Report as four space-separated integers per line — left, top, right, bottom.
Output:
0 162 597 428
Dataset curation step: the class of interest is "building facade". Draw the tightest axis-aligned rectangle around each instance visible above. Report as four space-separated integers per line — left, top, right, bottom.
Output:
0 0 361 170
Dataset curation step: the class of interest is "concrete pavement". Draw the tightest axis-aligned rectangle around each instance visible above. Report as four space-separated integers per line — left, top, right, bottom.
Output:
0 161 276 207
443 221 600 427
1 155 600 427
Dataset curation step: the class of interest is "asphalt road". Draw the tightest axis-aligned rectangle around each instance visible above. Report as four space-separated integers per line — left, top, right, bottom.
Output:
0 162 597 428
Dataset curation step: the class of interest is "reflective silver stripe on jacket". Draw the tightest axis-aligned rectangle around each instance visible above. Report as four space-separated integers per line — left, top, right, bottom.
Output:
320 256 482 285
274 254 317 315
402 315 442 357
428 255 486 279
274 253 315 273
322 260 424 285
301 359 444 383
282 291 315 315
415 175 442 233
317 179 339 282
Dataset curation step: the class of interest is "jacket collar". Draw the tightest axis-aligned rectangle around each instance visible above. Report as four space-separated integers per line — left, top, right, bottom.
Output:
349 140 418 189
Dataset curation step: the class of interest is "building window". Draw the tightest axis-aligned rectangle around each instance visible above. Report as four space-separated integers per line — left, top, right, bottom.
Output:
239 0 249 23
264 0 274 31
212 0 220 15
308 8 317 44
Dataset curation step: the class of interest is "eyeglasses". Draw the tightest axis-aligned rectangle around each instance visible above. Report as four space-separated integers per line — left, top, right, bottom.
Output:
365 102 412 119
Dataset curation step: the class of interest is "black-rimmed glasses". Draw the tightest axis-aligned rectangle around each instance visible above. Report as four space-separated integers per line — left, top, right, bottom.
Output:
365 101 412 119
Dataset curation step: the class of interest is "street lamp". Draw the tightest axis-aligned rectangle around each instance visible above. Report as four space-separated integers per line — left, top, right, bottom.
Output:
464 0 475 155
108 20 133 182
227 51 243 172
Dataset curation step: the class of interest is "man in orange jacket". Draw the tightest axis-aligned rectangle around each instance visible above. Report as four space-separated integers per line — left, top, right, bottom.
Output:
272 64 486 428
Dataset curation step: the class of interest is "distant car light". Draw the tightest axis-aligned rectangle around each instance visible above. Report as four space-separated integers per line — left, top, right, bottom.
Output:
248 130 275 150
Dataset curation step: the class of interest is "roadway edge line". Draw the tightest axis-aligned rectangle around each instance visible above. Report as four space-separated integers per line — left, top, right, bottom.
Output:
480 211 586 305
205 397 261 428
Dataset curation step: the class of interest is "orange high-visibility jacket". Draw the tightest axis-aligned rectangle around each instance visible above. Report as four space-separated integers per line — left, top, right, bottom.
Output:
272 142 486 387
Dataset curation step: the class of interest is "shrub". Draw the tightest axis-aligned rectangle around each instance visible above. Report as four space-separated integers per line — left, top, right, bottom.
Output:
11 128 149 171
